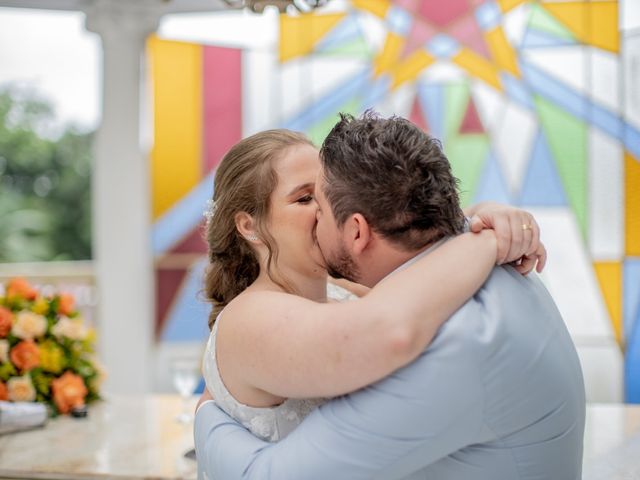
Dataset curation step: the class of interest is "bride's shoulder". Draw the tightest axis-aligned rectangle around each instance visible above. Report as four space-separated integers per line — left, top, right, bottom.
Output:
223 289 297 322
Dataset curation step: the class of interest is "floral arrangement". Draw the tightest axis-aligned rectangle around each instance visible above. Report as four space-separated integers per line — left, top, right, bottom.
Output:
0 278 103 415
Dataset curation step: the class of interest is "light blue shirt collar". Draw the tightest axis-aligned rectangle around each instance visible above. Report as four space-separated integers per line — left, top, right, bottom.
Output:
381 237 450 283
380 218 469 283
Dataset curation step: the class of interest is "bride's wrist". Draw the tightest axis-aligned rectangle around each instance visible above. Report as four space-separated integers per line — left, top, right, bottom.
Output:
474 229 498 264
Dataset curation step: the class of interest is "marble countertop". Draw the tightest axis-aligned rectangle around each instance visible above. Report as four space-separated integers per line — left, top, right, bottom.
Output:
583 403 640 480
0 395 197 480
0 397 638 479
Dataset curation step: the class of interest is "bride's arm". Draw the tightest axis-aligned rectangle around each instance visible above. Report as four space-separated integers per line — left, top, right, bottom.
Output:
219 229 497 400
465 201 546 271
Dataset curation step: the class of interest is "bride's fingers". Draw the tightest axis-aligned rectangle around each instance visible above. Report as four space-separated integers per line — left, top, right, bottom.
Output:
535 243 548 273
493 214 513 264
519 214 535 260
514 256 535 275
468 214 486 233
525 215 541 258
504 214 525 264
512 241 547 276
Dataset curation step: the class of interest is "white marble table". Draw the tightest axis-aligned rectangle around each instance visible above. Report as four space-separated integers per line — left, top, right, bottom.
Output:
0 395 198 480
583 403 640 479
0 398 638 479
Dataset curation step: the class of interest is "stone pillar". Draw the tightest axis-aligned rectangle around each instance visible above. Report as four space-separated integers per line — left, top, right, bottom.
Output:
85 1 161 394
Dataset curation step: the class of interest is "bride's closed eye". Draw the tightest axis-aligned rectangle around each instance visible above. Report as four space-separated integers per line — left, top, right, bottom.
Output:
296 195 314 204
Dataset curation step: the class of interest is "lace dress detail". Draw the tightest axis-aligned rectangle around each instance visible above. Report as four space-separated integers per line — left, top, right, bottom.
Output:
201 283 356 442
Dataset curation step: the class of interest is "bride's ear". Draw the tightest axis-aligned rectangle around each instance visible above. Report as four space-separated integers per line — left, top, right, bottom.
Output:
235 212 259 243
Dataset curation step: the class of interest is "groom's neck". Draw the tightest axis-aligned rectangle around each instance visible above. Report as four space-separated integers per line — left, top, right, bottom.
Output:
357 240 434 288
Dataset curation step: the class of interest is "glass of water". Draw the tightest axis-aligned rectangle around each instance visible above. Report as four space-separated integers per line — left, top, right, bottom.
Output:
170 356 200 424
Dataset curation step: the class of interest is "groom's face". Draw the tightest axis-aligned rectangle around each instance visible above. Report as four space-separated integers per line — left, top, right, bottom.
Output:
314 171 360 282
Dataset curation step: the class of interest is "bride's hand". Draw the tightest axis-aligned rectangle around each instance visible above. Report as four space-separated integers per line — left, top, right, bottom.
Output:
195 388 214 414
467 202 546 275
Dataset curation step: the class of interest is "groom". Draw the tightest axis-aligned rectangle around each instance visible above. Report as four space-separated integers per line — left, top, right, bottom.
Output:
194 113 586 479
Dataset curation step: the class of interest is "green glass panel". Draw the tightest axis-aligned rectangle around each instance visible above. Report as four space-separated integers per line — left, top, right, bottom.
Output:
319 37 372 58
445 134 490 208
445 83 470 142
535 95 587 237
306 97 361 147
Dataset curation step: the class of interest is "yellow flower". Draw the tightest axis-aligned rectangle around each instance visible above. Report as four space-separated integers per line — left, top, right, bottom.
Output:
12 311 47 341
31 298 50 315
52 316 88 341
89 357 107 390
39 341 65 374
7 375 36 402
86 328 97 344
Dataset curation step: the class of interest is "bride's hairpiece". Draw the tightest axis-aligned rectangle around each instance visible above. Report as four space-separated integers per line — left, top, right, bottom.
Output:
203 199 218 222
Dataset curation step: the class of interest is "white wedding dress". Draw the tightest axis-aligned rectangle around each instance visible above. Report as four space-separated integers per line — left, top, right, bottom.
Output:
201 283 356 442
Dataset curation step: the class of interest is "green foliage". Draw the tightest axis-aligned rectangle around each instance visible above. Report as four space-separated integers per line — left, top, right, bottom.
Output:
31 368 52 395
0 362 16 381
0 86 93 262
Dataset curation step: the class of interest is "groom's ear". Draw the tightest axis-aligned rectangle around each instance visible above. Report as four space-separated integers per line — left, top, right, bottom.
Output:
344 213 372 256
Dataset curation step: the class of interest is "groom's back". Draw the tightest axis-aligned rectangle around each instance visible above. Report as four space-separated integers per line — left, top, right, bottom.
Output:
401 265 585 479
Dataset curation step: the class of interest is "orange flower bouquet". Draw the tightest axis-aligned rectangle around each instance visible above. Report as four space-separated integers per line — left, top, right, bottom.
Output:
0 278 103 415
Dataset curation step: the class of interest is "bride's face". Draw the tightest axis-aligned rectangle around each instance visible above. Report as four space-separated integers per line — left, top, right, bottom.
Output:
266 143 326 278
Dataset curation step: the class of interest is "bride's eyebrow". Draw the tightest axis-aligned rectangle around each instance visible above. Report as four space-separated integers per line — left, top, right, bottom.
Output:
286 182 314 197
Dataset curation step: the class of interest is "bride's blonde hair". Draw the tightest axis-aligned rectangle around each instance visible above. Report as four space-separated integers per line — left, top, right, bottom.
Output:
203 129 314 329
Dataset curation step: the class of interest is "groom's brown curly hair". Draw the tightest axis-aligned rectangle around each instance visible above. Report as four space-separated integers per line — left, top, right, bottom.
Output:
319 111 465 251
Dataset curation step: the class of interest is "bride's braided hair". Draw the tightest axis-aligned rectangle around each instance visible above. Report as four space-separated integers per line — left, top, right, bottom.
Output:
203 129 314 330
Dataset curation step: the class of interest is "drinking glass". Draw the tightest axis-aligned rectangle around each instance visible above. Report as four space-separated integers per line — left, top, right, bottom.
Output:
170 356 200 423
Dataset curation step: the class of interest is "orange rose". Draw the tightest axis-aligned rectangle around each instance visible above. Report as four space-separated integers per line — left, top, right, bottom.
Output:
0 381 8 401
10 341 40 372
0 306 13 338
6 278 38 301
51 371 88 414
57 293 75 316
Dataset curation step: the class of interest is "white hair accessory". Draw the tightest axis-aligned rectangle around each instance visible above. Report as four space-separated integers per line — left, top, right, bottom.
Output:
203 199 217 221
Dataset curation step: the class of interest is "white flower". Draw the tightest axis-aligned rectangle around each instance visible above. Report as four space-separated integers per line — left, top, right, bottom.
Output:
52 316 88 341
7 375 36 402
203 199 218 223
11 311 47 340
0 339 9 363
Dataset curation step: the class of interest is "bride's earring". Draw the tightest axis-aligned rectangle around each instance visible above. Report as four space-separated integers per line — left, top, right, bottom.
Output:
246 234 258 242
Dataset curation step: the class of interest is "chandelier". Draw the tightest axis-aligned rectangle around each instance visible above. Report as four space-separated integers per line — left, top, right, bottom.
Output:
222 0 331 13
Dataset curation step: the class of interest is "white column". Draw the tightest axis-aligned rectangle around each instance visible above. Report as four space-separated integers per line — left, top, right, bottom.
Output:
85 2 161 394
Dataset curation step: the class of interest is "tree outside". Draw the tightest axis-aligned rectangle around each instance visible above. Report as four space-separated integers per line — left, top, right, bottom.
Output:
0 86 93 263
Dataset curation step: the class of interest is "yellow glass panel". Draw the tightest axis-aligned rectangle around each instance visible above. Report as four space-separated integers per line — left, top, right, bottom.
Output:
391 50 435 89
485 27 520 77
352 0 391 18
453 48 502 91
543 2 588 42
588 2 619 53
594 262 623 345
497 0 526 13
374 32 405 76
279 13 346 62
626 152 640 256
148 36 202 220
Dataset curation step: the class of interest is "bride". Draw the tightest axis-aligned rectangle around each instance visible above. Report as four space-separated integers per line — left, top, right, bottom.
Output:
199 128 543 442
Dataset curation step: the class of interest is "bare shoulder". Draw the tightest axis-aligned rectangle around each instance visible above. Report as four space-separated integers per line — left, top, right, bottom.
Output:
225 289 304 315
220 289 315 334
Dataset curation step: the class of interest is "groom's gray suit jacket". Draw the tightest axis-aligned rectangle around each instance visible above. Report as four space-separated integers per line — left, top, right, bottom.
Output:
194 263 586 479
